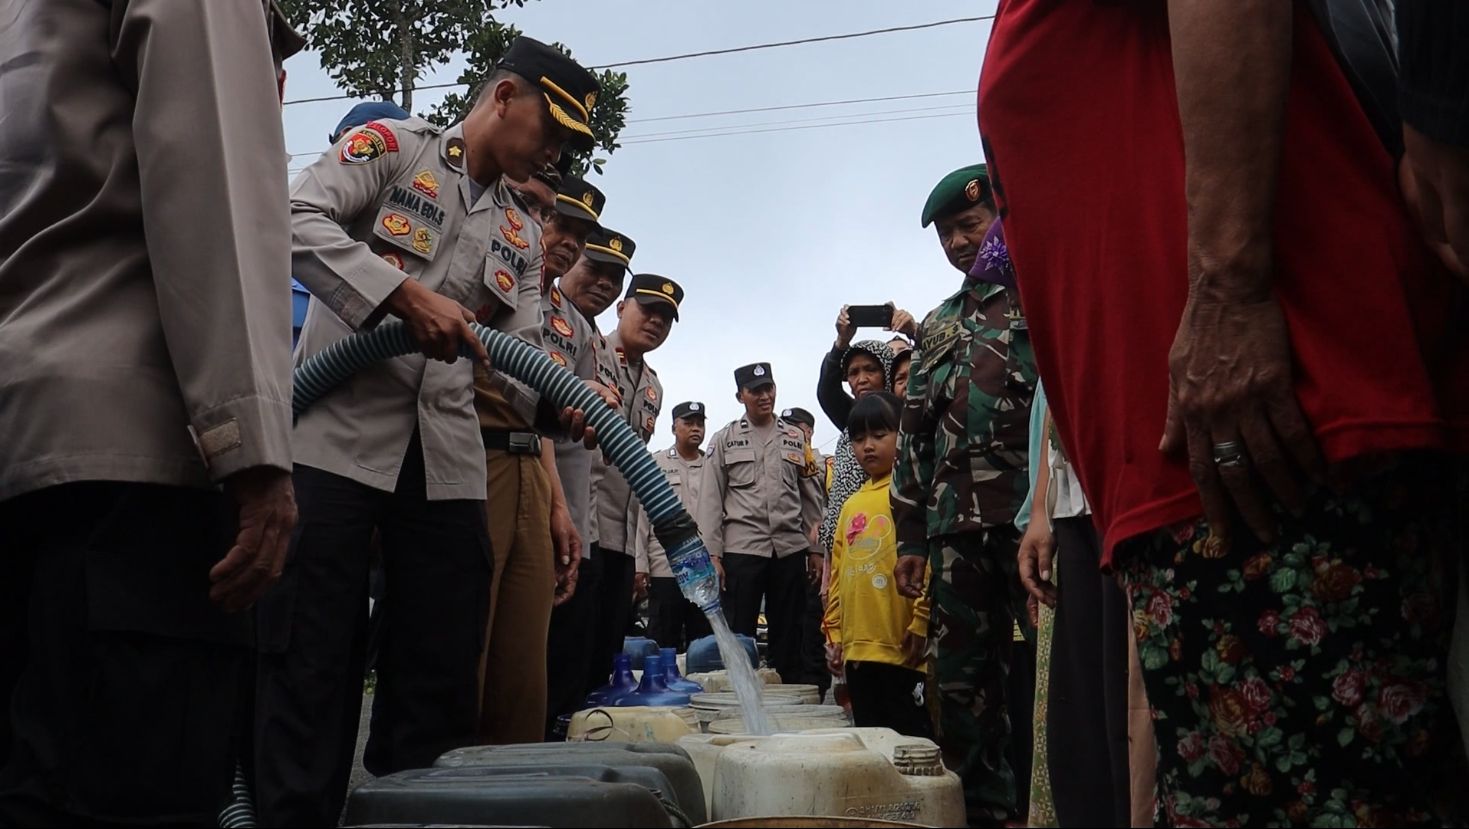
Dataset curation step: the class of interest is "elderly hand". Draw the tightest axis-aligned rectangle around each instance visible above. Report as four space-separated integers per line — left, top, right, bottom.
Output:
1400 124 1469 281
1160 286 1323 551
834 305 856 350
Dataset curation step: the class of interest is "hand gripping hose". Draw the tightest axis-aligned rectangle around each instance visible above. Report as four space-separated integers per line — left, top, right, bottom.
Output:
291 320 717 611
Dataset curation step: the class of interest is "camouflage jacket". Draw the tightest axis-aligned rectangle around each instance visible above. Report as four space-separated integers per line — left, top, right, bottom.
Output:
892 279 1037 557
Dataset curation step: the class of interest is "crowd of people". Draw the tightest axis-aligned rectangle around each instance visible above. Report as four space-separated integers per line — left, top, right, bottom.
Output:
2 1 1469 828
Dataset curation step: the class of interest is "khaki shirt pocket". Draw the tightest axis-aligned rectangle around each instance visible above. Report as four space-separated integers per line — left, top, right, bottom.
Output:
372 203 440 263
726 449 757 488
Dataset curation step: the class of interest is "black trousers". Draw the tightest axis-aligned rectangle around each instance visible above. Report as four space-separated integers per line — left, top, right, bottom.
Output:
647 576 713 652
545 553 602 738
846 661 935 740
253 439 490 827
723 552 807 684
0 482 249 826
586 546 635 696
1047 516 1131 828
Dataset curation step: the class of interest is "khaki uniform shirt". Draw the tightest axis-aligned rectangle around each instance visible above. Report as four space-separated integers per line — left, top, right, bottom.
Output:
582 314 620 548
291 118 544 500
0 0 294 500
592 332 663 554
696 418 823 560
632 447 706 578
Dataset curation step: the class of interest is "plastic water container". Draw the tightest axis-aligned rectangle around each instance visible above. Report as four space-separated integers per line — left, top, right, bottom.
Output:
434 741 707 825
708 715 851 735
687 633 758 673
587 653 640 707
623 636 660 669
703 705 850 732
682 728 964 827
664 533 721 612
692 686 821 707
566 706 699 744
342 765 674 827
687 667 783 692
660 648 704 694
614 654 691 708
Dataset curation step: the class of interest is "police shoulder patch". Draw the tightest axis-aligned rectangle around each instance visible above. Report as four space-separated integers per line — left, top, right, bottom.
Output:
339 122 399 165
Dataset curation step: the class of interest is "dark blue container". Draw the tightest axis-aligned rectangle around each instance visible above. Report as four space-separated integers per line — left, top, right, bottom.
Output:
659 647 703 694
686 633 759 674
622 636 659 670
584 653 638 708
613 654 690 708
291 279 310 346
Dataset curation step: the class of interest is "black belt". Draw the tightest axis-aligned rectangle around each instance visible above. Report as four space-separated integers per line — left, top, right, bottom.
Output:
481 429 542 455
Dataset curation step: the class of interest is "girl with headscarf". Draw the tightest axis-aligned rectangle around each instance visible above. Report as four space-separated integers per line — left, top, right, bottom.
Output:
815 339 896 553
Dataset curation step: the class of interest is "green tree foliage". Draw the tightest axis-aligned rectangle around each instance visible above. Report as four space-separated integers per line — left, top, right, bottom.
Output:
279 0 629 175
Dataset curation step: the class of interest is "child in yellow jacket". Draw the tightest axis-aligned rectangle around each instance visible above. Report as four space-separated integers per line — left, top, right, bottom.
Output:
822 392 932 738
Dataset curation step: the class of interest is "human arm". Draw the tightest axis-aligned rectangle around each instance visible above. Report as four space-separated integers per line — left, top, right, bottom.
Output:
1017 415 1057 608
539 439 582 605
1159 0 1323 549
117 0 304 609
892 344 937 598
817 346 855 430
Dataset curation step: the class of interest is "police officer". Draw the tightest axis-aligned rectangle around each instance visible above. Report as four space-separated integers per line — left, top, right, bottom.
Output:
780 406 835 694
255 37 601 825
890 164 1037 825
696 364 825 685
0 2 302 823
543 227 635 734
470 168 607 744
587 273 685 690
632 402 714 651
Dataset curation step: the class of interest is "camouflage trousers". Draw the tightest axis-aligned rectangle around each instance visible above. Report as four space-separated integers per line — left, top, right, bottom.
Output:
930 528 1030 827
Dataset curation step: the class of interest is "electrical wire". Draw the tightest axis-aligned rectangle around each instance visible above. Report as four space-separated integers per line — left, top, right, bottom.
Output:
280 15 993 107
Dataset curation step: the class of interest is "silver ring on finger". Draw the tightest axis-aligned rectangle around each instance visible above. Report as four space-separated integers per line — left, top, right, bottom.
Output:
1213 440 1247 468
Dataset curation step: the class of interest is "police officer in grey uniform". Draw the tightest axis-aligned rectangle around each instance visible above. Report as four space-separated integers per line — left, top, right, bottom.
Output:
254 37 601 825
632 402 715 650
781 405 834 693
587 274 685 688
696 364 825 685
0 2 302 823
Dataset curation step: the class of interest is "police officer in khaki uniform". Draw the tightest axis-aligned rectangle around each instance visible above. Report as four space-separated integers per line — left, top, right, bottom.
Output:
781 405 834 693
696 364 825 685
587 275 685 686
255 37 602 825
632 402 715 650
470 168 606 745
544 228 637 725
0 2 302 823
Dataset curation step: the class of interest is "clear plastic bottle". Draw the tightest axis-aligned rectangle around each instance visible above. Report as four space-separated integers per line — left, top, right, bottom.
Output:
665 535 721 614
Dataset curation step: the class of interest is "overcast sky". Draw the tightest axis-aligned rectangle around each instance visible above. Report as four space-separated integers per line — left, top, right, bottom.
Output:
282 0 996 452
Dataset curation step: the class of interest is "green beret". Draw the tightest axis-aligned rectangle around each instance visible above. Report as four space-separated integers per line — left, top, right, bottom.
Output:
920 164 992 227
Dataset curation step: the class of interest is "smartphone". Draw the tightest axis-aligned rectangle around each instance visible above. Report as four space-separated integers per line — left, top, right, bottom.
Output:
847 304 894 329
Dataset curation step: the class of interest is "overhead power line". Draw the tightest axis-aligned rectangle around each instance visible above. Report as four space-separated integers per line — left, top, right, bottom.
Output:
285 88 972 159
285 109 973 174
280 16 993 107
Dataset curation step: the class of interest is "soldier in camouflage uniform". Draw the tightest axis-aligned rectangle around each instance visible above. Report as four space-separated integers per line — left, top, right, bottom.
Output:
891 164 1037 827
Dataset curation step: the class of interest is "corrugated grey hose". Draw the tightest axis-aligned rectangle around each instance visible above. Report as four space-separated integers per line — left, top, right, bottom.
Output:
219 320 717 828
291 319 702 553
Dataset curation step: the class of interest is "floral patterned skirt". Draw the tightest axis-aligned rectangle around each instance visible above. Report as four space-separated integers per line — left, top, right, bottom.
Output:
1117 457 1460 827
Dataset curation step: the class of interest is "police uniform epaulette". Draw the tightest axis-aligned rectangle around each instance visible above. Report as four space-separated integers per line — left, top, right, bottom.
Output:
505 181 534 213
384 116 440 135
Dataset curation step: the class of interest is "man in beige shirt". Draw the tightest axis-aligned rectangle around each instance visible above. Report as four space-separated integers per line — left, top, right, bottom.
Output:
586 274 684 688
632 402 715 650
253 37 601 826
696 364 825 684
0 1 302 823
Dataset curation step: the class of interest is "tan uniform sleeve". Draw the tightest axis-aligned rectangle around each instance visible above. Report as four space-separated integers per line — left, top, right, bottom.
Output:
632 500 651 574
114 0 293 481
288 127 413 331
694 430 728 558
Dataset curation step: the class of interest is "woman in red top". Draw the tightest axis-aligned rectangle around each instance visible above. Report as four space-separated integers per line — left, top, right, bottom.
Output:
981 1 1467 824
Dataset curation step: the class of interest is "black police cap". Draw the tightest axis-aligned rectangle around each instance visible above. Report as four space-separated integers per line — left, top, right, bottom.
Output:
497 36 600 152
625 273 683 321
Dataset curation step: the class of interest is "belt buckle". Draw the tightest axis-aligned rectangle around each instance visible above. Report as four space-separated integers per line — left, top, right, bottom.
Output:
509 432 541 455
